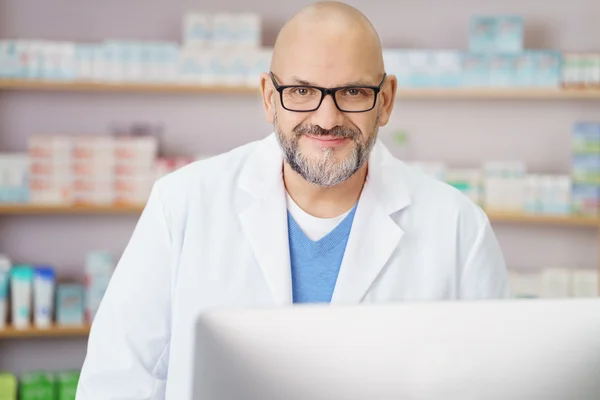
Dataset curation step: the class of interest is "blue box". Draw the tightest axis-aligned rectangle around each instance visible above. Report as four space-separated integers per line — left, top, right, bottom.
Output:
571 184 600 215
488 54 514 87
435 51 463 87
532 51 562 87
469 16 496 53
495 16 524 53
573 122 600 154
513 52 535 86
56 284 85 326
462 53 489 87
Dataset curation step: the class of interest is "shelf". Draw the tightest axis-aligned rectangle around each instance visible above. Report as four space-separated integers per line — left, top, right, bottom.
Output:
0 79 260 94
486 210 600 227
396 88 600 100
0 204 598 227
0 324 91 339
0 204 145 215
2 80 600 99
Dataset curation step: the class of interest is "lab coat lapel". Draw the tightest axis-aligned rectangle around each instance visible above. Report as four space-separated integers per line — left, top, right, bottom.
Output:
331 141 411 304
238 134 293 305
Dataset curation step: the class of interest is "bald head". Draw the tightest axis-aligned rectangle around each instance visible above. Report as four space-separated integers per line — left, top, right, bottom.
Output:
271 1 384 85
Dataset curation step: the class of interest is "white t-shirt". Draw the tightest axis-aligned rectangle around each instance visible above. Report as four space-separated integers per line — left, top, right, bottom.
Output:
286 193 352 241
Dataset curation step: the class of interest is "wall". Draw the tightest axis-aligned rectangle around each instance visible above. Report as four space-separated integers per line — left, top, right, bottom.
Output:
1 0 599 374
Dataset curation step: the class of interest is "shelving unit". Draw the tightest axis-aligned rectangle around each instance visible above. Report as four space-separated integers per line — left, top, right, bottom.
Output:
0 79 259 94
486 211 600 227
0 203 598 227
0 204 144 215
2 79 600 99
0 325 91 339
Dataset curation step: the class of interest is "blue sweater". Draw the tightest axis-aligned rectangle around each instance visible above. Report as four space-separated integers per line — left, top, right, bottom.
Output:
288 206 357 303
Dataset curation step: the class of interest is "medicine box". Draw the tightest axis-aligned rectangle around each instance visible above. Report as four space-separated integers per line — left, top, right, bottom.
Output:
56 284 84 326
183 13 213 48
244 47 272 87
462 53 488 87
19 372 55 400
488 54 513 87
494 16 524 53
469 16 496 53
571 184 600 216
532 50 562 87
513 52 535 86
0 154 29 203
85 251 114 323
572 154 600 185
572 122 600 154
55 371 80 400
0 373 17 400
469 15 524 54
234 13 262 48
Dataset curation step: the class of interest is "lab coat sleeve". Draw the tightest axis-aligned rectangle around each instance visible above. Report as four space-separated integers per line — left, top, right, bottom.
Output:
77 183 173 400
459 215 511 299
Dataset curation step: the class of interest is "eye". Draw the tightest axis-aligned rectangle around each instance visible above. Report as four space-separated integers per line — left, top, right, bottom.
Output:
345 88 362 96
291 87 312 96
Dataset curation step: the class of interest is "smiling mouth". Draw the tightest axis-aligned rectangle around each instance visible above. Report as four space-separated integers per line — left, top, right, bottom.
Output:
305 135 351 147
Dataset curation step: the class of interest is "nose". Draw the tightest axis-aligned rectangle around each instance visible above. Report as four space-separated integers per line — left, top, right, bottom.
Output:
310 93 345 131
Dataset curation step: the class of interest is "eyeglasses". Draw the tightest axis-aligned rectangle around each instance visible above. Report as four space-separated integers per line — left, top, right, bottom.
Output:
269 72 386 113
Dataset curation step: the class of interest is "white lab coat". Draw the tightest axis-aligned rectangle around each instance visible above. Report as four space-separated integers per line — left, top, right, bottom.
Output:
76 133 509 400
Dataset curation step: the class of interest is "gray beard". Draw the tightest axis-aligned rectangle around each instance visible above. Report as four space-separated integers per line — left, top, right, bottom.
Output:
274 114 379 187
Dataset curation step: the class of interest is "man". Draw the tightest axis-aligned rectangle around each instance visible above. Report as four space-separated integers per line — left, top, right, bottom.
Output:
76 2 509 399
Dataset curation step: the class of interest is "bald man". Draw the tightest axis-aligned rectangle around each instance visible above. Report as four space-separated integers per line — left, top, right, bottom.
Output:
77 2 509 399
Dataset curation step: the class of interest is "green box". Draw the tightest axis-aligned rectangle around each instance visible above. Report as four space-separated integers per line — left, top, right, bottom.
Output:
55 371 80 400
0 373 17 400
19 372 55 400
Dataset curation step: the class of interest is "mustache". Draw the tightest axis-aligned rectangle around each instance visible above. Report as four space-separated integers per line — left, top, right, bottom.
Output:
293 124 361 140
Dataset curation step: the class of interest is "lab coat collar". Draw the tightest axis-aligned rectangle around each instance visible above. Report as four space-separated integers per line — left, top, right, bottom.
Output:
238 133 411 305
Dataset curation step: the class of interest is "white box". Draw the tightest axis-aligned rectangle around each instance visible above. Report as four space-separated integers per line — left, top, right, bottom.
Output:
115 175 153 204
75 44 95 81
183 12 213 48
508 270 542 298
115 137 158 164
572 269 598 298
561 53 581 88
29 177 73 204
541 268 572 298
233 13 261 48
177 46 203 84
244 47 272 87
28 135 73 159
212 13 235 48
222 50 248 86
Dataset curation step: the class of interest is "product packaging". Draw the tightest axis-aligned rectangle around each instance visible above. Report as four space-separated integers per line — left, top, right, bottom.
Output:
84 251 114 323
33 266 56 328
0 255 11 329
19 372 55 400
469 16 496 53
10 265 33 329
56 284 85 326
55 371 80 400
0 373 17 400
494 16 524 53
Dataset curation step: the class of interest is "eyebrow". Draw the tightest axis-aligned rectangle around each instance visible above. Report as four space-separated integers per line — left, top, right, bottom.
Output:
289 76 376 87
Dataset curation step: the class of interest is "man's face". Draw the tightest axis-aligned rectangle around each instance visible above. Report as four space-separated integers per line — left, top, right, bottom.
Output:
273 98 380 187
262 27 394 187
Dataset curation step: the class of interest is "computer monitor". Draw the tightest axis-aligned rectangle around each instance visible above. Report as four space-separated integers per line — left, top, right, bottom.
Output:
192 299 600 400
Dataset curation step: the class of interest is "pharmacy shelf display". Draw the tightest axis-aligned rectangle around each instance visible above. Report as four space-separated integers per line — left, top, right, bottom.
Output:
0 203 598 227
0 204 144 215
0 79 259 94
0 324 91 339
2 79 600 99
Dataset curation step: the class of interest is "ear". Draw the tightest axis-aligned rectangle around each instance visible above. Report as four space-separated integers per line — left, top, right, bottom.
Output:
260 72 276 124
376 74 397 127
